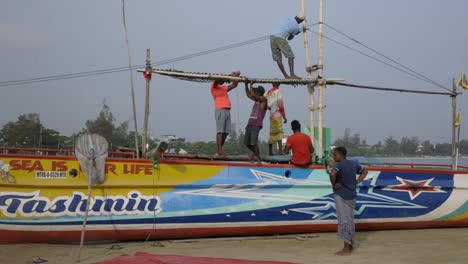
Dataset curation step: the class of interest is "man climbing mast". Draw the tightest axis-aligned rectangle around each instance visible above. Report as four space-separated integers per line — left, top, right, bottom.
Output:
270 14 306 79
210 71 241 157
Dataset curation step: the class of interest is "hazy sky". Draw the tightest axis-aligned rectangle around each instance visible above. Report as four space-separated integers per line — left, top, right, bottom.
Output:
1 0 467 144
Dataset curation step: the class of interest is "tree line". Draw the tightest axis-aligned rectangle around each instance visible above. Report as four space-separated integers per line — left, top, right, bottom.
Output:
0 102 466 157
334 128 468 157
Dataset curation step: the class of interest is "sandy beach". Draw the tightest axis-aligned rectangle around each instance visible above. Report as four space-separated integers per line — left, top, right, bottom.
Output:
1 228 467 264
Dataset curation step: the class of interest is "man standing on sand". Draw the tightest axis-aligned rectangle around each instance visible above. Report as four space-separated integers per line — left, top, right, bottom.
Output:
270 14 305 79
284 120 314 167
244 81 267 164
329 147 368 256
266 81 287 156
210 71 241 157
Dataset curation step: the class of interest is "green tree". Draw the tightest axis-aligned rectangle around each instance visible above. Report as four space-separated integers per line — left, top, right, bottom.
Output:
81 101 130 150
384 136 401 156
401 136 419 155
372 141 383 155
0 113 41 147
420 140 434 156
0 113 66 149
434 143 451 156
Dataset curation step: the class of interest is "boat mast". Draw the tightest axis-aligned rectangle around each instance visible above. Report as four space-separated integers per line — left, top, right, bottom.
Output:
142 49 151 157
301 0 316 152
317 0 324 159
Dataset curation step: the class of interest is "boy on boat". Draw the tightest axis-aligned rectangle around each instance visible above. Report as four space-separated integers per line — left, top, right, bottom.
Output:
329 147 368 256
266 80 287 156
210 71 241 157
271 14 305 79
284 120 314 167
244 81 267 163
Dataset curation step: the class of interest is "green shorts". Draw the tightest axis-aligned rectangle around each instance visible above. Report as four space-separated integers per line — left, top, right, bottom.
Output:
270 35 295 61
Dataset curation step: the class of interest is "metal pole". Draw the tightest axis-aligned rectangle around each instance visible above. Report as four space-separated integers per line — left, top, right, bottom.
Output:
142 49 151 157
317 0 324 159
301 0 315 151
451 79 457 170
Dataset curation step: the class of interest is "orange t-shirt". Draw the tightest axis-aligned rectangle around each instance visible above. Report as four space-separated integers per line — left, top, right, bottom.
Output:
211 83 231 109
286 132 312 165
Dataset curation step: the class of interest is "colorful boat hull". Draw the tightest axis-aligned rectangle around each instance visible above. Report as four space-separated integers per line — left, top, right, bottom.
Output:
1 155 467 244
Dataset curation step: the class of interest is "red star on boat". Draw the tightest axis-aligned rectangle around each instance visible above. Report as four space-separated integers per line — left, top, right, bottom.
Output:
383 177 445 200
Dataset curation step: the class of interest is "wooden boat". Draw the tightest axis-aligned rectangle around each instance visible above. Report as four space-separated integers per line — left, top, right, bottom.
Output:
1 149 467 244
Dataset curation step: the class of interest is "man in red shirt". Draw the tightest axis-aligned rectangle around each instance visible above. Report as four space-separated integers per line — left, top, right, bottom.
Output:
210 71 241 157
284 120 314 166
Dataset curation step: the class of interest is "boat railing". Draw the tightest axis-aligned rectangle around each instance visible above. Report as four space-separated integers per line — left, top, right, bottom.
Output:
1 147 467 171
0 146 136 159
366 162 468 171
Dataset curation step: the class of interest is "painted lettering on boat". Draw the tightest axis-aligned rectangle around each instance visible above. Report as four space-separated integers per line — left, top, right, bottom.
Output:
9 160 45 172
105 163 117 175
0 191 161 218
6 159 152 176
35 171 67 179
123 164 153 175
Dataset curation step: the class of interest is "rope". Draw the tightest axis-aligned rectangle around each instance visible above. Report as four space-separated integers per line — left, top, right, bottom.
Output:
0 23 318 87
323 23 452 93
121 0 140 158
307 28 453 94
328 81 455 96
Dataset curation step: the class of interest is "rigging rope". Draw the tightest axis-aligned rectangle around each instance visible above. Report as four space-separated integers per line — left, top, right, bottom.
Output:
322 23 452 93
0 24 318 87
327 81 455 96
307 28 452 94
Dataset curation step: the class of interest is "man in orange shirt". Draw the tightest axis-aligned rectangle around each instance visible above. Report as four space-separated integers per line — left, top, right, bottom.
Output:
210 71 241 157
284 120 314 167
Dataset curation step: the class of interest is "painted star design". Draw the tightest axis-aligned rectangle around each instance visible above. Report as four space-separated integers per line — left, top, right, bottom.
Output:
383 177 445 200
280 209 289 215
251 213 256 217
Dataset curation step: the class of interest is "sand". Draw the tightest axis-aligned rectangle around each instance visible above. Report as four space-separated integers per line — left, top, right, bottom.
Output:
1 228 467 264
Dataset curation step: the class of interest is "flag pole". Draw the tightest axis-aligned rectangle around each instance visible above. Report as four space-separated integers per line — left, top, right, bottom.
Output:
451 79 457 170
455 111 461 169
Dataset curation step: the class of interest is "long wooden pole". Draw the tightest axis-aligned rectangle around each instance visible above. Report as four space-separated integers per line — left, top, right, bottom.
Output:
317 0 324 159
142 49 151 157
121 0 140 158
451 79 457 170
301 0 315 151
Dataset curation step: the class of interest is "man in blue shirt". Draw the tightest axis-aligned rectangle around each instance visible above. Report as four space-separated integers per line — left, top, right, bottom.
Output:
329 146 368 256
270 14 305 79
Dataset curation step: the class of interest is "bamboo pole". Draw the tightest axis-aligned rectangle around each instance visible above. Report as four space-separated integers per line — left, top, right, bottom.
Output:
301 0 316 152
121 0 140 158
317 0 324 159
451 79 457 170
142 49 151 157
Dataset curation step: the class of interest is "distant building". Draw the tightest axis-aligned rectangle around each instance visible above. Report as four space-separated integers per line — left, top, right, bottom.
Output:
160 135 183 143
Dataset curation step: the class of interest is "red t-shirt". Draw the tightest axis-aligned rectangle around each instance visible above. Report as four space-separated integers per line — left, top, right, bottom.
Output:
286 132 312 165
211 83 231 109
